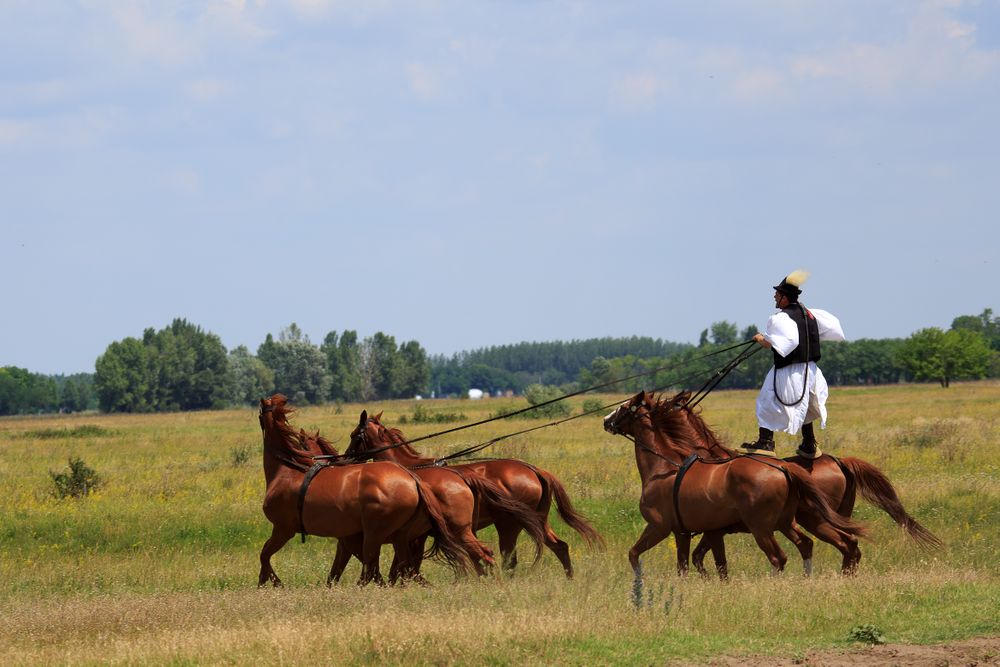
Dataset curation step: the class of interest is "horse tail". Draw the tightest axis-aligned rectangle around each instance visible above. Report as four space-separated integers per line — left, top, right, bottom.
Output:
457 469 547 564
533 467 604 549
408 473 472 576
839 456 943 549
785 464 868 540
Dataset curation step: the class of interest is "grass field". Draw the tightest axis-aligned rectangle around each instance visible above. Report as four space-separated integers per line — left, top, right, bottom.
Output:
1 383 998 665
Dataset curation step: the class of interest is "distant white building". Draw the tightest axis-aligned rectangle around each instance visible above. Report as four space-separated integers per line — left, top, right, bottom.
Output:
467 388 484 400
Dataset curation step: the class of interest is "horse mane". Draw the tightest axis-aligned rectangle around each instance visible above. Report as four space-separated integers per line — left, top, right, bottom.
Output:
648 391 735 457
267 397 339 461
383 426 434 462
646 392 707 453
302 429 341 457
679 403 735 456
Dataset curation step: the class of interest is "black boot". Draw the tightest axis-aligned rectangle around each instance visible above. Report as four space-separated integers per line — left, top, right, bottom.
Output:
796 422 822 459
741 427 774 453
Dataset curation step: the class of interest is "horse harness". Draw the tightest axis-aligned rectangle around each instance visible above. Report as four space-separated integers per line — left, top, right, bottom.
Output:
631 439 794 537
262 403 347 543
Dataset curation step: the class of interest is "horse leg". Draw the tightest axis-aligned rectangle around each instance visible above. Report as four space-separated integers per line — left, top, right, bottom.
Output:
749 528 787 574
258 525 294 588
358 534 387 587
694 531 729 581
629 523 671 607
691 534 711 576
495 521 520 574
803 520 860 575
675 532 692 576
780 525 815 576
391 535 430 585
543 524 573 579
327 535 361 587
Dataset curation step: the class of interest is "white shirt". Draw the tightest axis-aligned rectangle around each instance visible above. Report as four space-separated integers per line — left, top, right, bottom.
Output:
763 308 846 359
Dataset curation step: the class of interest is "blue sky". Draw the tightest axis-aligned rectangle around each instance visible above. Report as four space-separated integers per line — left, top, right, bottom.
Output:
3 1 998 375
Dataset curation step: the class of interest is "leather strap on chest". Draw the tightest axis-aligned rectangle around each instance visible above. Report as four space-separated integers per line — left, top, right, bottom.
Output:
673 453 700 536
297 461 330 543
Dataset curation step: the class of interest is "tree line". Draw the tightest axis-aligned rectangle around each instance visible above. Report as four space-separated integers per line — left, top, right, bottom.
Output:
1 309 997 415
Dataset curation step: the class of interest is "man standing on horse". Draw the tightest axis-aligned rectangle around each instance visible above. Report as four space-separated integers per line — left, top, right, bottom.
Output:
741 270 845 458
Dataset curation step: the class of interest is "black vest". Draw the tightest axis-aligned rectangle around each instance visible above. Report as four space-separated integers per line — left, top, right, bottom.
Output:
773 303 821 369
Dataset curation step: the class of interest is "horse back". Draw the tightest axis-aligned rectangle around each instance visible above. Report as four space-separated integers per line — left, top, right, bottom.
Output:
454 460 544 508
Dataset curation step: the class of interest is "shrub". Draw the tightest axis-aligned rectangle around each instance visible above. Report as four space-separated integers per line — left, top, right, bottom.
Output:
521 384 572 419
230 445 253 467
50 457 101 498
20 425 117 440
847 624 886 645
582 398 606 415
403 403 468 424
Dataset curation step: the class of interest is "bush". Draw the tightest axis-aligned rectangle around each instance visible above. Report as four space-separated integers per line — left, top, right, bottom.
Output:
20 425 116 440
582 398 606 415
400 404 467 425
50 457 101 498
847 624 886 645
230 445 253 467
521 384 572 419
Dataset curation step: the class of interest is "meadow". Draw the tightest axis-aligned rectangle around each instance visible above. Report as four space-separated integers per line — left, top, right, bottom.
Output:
1 383 998 665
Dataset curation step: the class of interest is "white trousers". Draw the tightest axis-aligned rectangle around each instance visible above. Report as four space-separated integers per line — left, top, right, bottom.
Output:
755 361 828 435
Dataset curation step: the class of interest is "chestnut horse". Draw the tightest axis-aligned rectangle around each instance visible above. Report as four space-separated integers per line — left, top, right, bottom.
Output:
662 391 942 577
257 395 469 586
343 411 603 578
603 391 867 588
325 411 550 584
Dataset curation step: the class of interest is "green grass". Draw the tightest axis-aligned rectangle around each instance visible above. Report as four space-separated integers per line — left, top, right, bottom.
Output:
0 382 998 664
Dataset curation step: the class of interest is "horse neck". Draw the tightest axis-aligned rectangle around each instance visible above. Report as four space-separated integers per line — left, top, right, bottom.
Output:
260 422 306 486
374 439 433 466
631 423 678 482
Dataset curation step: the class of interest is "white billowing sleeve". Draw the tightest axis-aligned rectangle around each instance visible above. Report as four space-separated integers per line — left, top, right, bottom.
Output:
811 308 846 342
763 312 798 358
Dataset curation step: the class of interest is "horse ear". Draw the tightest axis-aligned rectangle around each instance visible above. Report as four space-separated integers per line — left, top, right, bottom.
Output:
359 410 368 426
375 411 383 421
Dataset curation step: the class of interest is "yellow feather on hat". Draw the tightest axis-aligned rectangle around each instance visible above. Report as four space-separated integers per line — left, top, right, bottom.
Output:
785 269 810 288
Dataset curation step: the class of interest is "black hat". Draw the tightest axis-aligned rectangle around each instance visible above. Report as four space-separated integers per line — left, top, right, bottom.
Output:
773 269 810 297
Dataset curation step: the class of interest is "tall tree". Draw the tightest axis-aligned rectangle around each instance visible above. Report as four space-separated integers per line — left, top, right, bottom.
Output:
396 340 430 398
228 345 275 405
256 324 331 405
368 332 400 399
0 367 58 415
897 327 993 388
95 337 155 412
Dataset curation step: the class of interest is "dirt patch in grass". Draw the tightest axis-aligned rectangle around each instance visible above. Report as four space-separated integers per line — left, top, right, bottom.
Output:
694 636 999 666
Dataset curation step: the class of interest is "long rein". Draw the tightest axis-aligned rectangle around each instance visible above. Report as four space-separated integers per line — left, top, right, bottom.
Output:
319 340 761 466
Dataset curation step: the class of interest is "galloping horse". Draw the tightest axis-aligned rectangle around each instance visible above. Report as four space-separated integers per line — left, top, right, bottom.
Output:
325 411 549 584
344 411 603 577
603 391 867 585
662 390 942 576
257 395 470 586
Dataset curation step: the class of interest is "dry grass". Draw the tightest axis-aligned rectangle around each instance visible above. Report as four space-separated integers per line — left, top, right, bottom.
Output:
1 382 998 665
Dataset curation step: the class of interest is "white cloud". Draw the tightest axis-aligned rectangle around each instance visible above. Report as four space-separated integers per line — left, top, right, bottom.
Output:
783 0 1000 98
730 68 789 105
0 119 33 146
287 0 391 22
106 3 200 67
405 62 438 101
610 72 663 112
188 79 228 102
163 168 201 196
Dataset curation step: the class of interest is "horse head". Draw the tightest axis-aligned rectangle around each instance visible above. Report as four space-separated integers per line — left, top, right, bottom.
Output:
259 393 291 438
603 390 655 436
345 409 387 459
